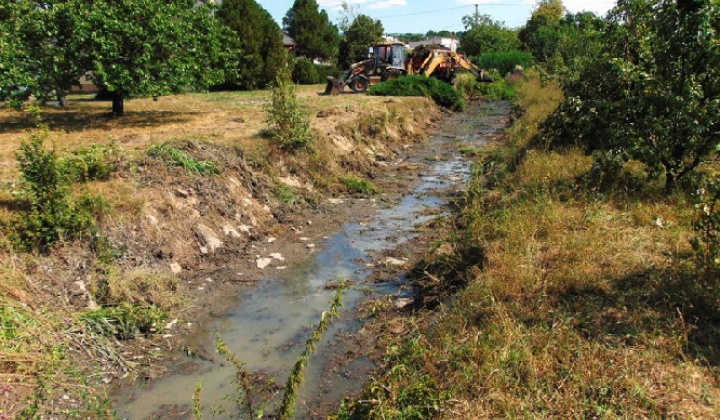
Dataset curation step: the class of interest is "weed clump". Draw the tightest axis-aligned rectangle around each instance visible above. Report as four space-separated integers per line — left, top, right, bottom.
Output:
473 50 534 76
341 176 378 196
368 75 466 111
265 70 313 150
147 140 219 175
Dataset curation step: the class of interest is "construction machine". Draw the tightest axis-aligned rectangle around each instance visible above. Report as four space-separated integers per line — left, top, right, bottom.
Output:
325 42 494 95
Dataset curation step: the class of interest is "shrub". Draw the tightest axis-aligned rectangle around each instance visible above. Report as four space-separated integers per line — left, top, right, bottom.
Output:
292 58 320 85
265 70 313 150
475 70 517 100
473 50 534 76
368 75 466 111
62 142 121 182
12 125 107 250
314 64 341 81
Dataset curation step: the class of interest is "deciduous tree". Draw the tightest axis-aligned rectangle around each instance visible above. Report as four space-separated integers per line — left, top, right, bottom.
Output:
338 14 384 69
283 0 339 62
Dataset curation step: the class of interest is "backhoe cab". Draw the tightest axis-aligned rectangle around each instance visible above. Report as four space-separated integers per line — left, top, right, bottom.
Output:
325 42 494 95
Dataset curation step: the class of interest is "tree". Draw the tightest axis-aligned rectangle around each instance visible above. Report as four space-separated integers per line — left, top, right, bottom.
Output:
1 0 230 115
460 14 519 56
216 0 286 90
283 0 339 62
518 0 566 61
338 14 384 69
544 0 720 189
0 1 89 106
81 0 230 115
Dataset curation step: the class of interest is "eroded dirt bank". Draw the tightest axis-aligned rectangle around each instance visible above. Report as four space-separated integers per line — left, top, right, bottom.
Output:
112 100 512 419
1 90 443 417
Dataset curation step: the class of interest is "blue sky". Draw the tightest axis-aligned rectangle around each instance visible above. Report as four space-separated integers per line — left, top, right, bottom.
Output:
257 0 618 34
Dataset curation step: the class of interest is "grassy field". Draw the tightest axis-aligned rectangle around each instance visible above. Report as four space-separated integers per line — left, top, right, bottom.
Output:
338 73 720 419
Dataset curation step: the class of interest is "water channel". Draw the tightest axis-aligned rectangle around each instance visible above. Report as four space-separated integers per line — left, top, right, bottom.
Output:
115 101 510 419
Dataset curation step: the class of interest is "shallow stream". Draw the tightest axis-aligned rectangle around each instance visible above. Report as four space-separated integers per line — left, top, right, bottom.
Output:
115 101 510 419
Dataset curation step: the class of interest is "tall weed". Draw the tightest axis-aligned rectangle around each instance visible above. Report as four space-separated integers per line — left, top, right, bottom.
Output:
265 69 313 150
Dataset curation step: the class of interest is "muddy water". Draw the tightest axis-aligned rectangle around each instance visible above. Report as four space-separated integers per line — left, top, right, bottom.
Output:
115 101 510 419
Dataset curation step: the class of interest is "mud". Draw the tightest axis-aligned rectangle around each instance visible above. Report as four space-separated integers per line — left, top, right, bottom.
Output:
111 100 512 419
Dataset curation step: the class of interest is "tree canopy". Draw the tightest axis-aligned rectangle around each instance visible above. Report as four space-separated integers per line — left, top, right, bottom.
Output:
460 14 519 56
283 0 339 62
216 0 286 90
544 0 720 189
518 0 566 61
338 14 384 69
0 0 230 115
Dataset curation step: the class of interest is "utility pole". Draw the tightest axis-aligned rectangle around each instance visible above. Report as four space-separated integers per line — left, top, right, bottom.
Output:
475 4 479 26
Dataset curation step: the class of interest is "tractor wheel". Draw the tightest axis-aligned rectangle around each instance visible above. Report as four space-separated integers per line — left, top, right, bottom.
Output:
350 78 368 93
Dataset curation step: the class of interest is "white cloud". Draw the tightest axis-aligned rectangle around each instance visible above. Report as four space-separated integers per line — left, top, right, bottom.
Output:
368 0 407 9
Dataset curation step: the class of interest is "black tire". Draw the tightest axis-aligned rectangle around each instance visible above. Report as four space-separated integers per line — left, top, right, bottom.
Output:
350 78 369 93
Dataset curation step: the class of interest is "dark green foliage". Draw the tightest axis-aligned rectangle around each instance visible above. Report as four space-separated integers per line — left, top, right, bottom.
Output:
12 125 107 250
368 75 466 111
474 50 534 76
265 70 313 150
543 0 720 189
292 58 320 84
314 64 341 81
217 0 287 90
283 0 339 61
338 14 384 69
518 0 566 61
62 142 121 182
474 72 518 100
460 14 520 57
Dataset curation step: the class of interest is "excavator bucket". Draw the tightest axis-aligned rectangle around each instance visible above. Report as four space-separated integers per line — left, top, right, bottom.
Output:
324 76 345 95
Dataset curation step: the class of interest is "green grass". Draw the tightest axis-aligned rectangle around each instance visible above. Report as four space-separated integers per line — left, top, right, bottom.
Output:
341 176 378 196
337 72 720 419
274 184 299 205
147 139 219 175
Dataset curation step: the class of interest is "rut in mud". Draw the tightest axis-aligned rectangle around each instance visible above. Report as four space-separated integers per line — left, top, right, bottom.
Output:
114 100 512 419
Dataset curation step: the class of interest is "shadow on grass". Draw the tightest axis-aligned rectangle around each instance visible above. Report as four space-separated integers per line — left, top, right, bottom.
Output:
0 109 194 134
554 263 720 366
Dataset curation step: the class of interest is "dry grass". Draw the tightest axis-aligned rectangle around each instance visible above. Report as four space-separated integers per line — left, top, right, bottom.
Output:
342 74 720 419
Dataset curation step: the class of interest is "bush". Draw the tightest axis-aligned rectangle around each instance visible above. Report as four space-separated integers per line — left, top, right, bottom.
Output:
454 71 517 100
12 127 107 250
62 142 121 182
265 70 313 150
473 50 534 76
292 58 320 85
314 64 341 81
368 75 466 111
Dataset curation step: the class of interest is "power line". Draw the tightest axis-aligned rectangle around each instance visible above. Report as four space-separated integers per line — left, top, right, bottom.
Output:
374 2 617 20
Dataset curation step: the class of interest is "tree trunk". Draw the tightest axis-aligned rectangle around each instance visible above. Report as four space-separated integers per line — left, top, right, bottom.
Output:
111 92 124 116
665 170 677 192
57 93 69 108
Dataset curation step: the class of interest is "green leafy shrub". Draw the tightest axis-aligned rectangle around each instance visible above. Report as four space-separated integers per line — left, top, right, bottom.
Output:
62 142 121 182
265 70 313 150
368 75 466 111
292 58 320 85
475 70 517 100
314 64 341 81
341 176 378 196
147 141 219 175
473 50 534 76
12 126 107 250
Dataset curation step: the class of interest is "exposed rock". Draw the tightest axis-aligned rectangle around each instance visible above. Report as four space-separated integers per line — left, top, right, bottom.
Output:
256 258 272 269
196 223 223 252
170 261 183 274
223 225 242 239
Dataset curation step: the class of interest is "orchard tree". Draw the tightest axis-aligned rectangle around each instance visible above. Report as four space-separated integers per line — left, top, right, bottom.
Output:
283 0 339 62
216 0 286 90
338 14 384 69
544 0 720 189
81 0 230 115
518 0 565 61
460 14 519 56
